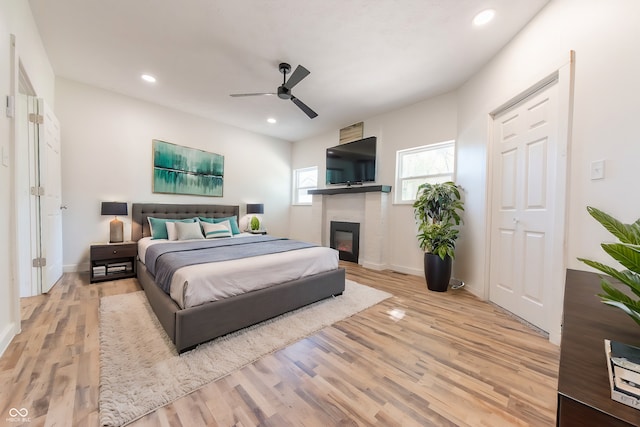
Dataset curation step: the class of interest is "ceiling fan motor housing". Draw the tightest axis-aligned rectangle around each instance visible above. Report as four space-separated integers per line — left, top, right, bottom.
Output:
277 85 291 99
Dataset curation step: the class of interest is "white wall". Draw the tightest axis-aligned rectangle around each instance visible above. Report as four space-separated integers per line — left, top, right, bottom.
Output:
290 92 458 274
456 0 640 297
0 2 55 355
56 78 292 271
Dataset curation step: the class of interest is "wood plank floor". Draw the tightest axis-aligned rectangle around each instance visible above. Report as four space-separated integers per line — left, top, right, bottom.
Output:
0 263 559 426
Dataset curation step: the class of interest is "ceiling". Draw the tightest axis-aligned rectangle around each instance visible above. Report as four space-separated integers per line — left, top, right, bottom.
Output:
28 0 549 142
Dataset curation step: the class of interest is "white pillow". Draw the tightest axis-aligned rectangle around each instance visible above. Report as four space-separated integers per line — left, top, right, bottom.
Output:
202 220 232 239
165 222 178 241
175 221 204 240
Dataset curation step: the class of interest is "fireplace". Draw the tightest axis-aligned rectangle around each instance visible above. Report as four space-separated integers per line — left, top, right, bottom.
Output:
309 186 390 270
330 221 360 263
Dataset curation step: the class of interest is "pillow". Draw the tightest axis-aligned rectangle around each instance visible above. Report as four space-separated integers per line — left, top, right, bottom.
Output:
175 221 204 240
202 220 232 239
199 216 241 235
165 222 178 241
148 217 197 240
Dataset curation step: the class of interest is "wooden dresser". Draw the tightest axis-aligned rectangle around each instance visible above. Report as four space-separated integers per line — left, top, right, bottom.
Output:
557 269 640 426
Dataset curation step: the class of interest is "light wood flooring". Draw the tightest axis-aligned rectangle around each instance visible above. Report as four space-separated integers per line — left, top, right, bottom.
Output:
0 263 560 426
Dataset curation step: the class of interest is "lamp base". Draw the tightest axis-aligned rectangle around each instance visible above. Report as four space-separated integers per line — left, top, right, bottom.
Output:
110 218 124 243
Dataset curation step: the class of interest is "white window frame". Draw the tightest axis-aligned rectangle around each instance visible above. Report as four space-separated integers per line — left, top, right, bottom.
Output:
292 166 318 205
395 140 455 204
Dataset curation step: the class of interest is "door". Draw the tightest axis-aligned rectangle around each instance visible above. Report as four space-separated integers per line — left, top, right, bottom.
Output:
16 94 39 297
38 100 63 293
489 81 561 332
19 94 63 295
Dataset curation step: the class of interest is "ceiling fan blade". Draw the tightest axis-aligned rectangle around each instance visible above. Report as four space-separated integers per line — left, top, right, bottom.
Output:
291 96 318 119
229 93 276 97
284 65 310 90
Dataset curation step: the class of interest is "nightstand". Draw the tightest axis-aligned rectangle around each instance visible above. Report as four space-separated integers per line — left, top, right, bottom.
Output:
90 241 137 283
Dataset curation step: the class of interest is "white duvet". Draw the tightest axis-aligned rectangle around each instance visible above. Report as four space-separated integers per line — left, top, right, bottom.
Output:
138 236 339 309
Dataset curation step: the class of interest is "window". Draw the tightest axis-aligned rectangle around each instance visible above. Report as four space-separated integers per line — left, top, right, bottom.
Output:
292 166 318 205
395 140 455 203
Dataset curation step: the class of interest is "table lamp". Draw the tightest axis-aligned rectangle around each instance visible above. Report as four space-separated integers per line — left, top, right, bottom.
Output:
246 203 264 231
101 202 128 243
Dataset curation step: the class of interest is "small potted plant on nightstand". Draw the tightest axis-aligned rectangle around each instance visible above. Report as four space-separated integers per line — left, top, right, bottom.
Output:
413 181 464 291
250 216 260 231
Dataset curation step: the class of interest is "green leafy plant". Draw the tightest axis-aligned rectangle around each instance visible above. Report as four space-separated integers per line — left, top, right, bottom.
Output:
578 206 640 326
413 181 464 260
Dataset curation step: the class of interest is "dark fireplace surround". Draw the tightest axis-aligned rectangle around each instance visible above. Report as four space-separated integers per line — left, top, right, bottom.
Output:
330 221 360 263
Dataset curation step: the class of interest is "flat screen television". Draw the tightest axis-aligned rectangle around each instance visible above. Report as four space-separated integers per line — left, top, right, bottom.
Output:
326 136 377 185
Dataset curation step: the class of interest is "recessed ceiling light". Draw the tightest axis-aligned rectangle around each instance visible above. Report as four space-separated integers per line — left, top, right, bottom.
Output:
141 74 156 83
473 9 495 26
267 117 277 124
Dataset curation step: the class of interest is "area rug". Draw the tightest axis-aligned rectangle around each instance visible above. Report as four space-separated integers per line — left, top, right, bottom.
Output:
99 279 391 427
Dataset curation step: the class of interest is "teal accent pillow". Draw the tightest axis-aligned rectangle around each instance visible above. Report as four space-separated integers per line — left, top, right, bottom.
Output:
199 216 240 235
148 217 197 240
201 220 233 239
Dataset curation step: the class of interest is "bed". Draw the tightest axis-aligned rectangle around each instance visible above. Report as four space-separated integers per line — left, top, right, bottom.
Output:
131 203 345 353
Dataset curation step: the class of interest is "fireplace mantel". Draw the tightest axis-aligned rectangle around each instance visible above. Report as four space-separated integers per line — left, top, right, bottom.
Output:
308 185 391 196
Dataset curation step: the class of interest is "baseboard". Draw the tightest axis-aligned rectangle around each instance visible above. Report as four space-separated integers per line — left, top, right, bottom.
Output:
463 283 482 299
549 329 562 346
63 263 89 273
0 321 19 358
388 264 422 277
361 260 387 271
63 264 77 273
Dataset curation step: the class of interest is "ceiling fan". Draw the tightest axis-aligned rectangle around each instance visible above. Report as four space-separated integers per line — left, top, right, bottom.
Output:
230 62 318 119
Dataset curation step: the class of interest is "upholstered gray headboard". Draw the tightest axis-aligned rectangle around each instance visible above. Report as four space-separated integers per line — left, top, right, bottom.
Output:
131 203 240 241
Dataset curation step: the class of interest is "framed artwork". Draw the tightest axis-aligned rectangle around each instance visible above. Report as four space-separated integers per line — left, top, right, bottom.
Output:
152 139 224 197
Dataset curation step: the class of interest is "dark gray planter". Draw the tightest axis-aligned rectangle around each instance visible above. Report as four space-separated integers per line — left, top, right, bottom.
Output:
424 253 452 292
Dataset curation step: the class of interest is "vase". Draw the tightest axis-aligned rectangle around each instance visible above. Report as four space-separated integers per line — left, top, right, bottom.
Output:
424 253 452 292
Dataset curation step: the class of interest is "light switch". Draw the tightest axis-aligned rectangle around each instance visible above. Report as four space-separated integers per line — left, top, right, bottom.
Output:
591 160 605 180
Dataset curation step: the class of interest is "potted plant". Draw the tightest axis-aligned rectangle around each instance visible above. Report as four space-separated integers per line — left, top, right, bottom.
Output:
578 206 640 326
250 215 261 231
413 181 464 291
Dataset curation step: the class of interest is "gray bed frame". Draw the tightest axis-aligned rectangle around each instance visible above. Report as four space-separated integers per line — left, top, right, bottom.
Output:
131 203 345 354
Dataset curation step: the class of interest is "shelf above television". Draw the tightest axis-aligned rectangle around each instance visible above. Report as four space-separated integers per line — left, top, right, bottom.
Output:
308 185 391 196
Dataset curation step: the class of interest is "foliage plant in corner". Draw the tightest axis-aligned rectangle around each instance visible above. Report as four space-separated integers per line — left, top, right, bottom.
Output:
413 181 464 259
578 206 640 327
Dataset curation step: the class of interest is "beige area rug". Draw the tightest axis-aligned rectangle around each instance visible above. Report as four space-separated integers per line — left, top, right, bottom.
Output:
99 280 391 427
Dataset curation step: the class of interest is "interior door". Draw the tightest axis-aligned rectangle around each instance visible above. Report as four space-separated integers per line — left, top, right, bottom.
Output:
16 94 38 297
24 96 44 295
38 99 63 293
489 82 560 332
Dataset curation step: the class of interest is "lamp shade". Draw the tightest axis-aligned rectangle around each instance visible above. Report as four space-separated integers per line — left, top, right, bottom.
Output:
101 202 128 216
246 203 264 214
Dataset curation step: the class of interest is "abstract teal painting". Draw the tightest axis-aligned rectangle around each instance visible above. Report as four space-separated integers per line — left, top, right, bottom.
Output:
152 140 224 197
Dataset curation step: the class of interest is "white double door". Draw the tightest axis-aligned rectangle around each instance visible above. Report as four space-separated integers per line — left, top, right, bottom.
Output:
489 80 564 332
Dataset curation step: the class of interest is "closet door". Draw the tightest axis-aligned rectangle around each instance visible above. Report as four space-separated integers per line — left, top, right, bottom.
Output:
489 81 560 332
